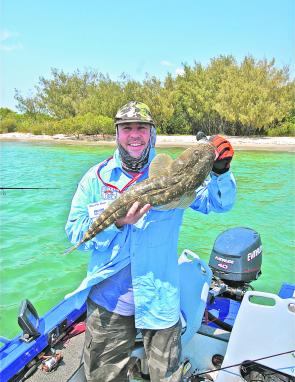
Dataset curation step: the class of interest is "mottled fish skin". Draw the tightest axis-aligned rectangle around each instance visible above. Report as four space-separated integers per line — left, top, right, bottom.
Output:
65 142 215 254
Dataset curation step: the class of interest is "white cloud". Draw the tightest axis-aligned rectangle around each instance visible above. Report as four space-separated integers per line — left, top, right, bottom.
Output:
0 29 22 51
160 60 174 67
175 67 185 76
0 29 12 41
0 43 23 51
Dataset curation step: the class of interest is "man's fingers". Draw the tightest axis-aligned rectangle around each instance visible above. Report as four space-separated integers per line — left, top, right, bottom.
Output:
116 202 151 227
127 202 151 218
127 201 140 217
139 204 151 216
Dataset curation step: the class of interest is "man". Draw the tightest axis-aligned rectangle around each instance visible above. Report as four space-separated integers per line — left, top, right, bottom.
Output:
65 101 236 382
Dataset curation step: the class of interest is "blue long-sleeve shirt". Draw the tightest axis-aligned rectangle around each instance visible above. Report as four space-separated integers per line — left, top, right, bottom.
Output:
65 148 236 329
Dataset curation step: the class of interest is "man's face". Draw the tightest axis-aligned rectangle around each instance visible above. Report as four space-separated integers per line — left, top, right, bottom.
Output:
117 122 151 158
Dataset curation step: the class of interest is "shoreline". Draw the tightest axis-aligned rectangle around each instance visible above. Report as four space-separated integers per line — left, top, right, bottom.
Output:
1 132 295 152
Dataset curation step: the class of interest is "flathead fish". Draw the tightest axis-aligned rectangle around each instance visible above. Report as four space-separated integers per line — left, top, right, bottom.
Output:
65 142 215 255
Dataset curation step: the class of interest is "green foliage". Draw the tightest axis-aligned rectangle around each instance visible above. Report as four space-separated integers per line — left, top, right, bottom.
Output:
14 91 41 117
0 118 18 133
0 107 16 119
172 60 226 134
0 108 24 133
15 68 100 119
60 114 114 136
267 115 295 136
15 113 114 137
12 56 295 136
214 57 293 134
78 74 125 118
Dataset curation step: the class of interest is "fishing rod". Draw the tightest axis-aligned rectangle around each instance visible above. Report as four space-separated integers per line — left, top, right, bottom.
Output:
190 349 295 379
0 187 60 190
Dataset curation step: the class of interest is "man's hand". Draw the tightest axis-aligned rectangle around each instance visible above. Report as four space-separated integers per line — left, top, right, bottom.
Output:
210 135 234 174
115 202 151 228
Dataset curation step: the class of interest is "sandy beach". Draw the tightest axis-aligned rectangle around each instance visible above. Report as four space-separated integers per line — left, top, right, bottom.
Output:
1 132 294 152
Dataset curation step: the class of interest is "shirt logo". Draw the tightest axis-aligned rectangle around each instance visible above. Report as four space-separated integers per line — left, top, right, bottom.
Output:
88 201 110 219
101 186 119 200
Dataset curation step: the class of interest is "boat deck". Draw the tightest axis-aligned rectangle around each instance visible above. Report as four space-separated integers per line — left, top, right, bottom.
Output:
16 323 230 382
16 329 144 382
25 331 85 382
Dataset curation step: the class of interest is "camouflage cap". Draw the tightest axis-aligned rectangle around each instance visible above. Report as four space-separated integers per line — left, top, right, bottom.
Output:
115 101 155 126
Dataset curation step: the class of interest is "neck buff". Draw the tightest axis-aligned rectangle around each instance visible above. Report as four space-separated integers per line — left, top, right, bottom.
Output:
116 126 156 173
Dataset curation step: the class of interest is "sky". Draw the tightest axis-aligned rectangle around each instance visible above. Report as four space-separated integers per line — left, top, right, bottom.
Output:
1 0 294 111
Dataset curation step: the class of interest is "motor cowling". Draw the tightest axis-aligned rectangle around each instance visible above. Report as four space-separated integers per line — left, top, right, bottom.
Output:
209 227 262 284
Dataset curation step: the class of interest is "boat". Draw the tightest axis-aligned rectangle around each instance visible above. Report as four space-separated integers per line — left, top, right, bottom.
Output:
1 227 294 382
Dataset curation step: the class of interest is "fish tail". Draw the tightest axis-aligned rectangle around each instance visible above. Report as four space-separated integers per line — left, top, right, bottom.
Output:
63 242 81 256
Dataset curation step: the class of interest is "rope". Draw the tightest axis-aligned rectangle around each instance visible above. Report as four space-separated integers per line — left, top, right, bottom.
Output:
194 349 295 377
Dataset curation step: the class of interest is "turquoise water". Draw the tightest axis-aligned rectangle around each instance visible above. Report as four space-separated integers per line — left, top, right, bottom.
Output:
1 141 294 339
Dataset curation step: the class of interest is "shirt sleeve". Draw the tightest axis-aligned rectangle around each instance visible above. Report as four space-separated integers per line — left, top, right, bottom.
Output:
65 169 125 252
189 171 236 214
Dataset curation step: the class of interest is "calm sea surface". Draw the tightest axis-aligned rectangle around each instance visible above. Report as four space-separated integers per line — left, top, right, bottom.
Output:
1 141 294 339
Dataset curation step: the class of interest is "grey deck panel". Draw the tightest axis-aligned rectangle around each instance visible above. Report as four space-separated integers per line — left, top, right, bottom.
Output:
26 332 85 382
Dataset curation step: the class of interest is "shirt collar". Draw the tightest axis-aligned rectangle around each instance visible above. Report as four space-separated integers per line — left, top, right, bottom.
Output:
106 148 156 173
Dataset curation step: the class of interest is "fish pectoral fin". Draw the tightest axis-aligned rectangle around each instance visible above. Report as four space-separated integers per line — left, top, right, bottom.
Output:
153 191 196 211
176 191 196 208
170 148 195 172
153 199 182 211
149 153 173 178
177 147 195 161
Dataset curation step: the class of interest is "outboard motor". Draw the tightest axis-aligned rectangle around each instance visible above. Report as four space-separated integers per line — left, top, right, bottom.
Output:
205 227 263 334
208 227 262 301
